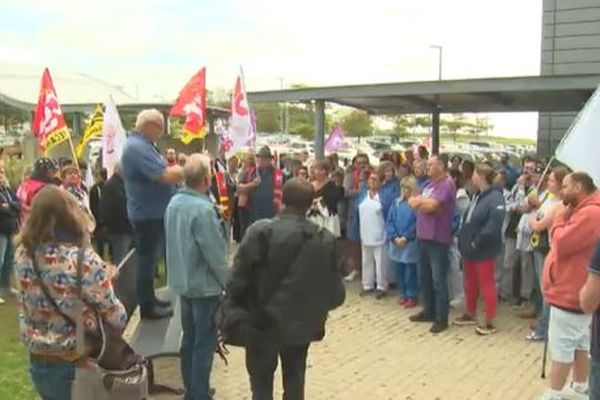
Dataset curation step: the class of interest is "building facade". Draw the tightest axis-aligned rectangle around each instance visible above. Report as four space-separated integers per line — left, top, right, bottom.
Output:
538 0 600 155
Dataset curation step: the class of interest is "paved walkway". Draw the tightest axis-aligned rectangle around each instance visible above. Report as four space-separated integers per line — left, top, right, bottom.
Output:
149 281 547 400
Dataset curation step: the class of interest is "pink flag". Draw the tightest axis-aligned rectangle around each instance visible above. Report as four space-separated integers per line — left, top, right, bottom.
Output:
324 126 347 153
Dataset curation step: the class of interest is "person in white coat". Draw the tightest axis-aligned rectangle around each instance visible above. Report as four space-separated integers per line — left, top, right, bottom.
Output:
358 173 388 299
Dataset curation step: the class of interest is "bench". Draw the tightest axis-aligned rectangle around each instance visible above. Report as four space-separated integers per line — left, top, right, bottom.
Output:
115 253 184 395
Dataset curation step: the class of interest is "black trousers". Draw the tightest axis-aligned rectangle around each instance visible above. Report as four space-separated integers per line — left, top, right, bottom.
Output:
245 344 310 400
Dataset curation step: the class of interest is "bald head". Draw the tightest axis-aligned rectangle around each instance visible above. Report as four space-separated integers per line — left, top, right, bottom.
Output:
136 109 165 142
283 178 314 214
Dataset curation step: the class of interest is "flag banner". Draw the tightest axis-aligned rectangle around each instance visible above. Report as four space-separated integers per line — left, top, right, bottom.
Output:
324 125 347 153
102 95 127 179
555 84 600 186
171 67 207 144
76 104 104 158
229 71 254 153
32 68 70 153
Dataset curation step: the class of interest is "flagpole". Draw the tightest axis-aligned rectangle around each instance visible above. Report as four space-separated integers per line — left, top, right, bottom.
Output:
66 132 80 170
239 65 256 150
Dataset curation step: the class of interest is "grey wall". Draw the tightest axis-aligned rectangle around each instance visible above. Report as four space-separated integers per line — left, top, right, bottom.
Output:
538 0 600 155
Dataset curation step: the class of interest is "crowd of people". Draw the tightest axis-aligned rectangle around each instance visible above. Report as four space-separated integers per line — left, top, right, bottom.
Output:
1 107 599 400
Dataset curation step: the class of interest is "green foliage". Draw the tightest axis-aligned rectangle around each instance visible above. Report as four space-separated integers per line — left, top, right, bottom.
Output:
0 298 37 400
391 115 413 137
340 110 373 138
253 103 280 133
3 157 27 188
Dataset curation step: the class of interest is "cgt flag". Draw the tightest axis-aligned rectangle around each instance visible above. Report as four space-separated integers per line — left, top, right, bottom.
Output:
75 104 104 158
229 70 254 153
170 67 207 144
32 68 70 153
102 95 127 179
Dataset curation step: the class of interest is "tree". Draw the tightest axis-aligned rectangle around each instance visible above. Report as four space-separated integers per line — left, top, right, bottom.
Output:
253 103 280 133
391 115 414 137
340 110 373 138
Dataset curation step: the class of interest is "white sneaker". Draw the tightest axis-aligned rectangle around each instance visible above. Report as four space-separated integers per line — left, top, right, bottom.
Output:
561 383 589 400
538 389 562 400
344 270 358 282
0 296 5 305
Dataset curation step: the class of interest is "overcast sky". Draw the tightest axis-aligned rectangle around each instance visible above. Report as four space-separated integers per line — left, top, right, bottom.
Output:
0 0 543 138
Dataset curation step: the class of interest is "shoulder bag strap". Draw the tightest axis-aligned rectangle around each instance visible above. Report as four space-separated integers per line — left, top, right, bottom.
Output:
30 244 89 355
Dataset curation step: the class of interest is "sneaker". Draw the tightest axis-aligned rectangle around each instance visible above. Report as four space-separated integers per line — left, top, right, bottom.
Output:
430 322 449 334
0 296 4 305
453 314 477 326
526 331 546 342
375 290 387 300
538 389 563 400
561 382 589 400
397 297 407 306
475 324 498 336
409 312 434 323
359 288 375 297
344 270 358 282
404 299 418 309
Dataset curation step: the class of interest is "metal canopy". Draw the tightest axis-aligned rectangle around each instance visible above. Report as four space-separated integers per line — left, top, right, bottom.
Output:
248 74 600 114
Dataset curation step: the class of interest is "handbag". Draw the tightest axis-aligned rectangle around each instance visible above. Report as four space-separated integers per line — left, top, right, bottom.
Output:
31 244 148 400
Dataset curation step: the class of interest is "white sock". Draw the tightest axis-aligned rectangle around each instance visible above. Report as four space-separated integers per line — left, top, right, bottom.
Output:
544 388 562 399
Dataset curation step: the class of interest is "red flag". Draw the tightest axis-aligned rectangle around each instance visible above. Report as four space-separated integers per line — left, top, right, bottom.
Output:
170 67 207 144
32 68 70 153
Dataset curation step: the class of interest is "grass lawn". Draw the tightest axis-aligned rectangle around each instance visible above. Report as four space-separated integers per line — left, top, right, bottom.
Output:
0 297 37 400
0 265 168 400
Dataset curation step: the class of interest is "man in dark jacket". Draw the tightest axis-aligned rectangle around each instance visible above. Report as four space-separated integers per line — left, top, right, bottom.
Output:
90 168 108 259
100 163 132 265
225 178 345 400
0 161 19 302
455 164 505 335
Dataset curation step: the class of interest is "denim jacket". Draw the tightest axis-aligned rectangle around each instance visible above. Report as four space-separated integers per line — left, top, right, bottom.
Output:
165 187 230 298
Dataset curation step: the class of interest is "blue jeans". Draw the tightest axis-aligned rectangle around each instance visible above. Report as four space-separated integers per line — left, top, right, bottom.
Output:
533 251 549 338
591 358 600 400
29 361 75 400
108 233 133 265
0 234 15 290
131 219 165 313
180 296 220 400
418 240 450 325
393 261 418 300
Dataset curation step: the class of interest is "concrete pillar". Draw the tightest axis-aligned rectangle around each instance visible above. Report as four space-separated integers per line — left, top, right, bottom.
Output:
431 109 440 155
72 112 83 138
314 100 325 160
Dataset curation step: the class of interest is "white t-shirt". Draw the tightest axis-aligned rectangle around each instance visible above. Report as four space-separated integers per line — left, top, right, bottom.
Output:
358 192 386 246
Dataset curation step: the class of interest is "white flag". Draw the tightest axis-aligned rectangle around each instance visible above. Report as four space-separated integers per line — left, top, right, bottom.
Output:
555 84 600 186
229 70 253 155
102 95 127 179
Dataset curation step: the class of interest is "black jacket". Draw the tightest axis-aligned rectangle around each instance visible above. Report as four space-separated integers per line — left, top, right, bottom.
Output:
89 182 103 228
458 187 506 261
99 174 132 234
224 212 346 348
0 186 19 235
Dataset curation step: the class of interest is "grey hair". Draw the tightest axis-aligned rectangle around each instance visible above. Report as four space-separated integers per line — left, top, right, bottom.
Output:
184 153 211 188
135 109 164 131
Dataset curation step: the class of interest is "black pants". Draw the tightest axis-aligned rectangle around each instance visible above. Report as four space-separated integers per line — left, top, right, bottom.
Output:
245 344 310 400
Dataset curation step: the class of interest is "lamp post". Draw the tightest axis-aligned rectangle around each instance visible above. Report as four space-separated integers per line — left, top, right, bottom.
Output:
429 45 443 81
276 77 287 141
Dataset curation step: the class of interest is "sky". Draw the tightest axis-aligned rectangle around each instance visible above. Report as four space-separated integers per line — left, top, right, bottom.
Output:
0 0 543 138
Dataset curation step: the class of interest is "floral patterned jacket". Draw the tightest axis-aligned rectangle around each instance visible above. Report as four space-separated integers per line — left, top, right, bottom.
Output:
16 243 126 357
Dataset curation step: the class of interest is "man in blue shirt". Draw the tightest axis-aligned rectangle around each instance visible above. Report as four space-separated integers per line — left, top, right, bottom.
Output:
165 153 229 400
121 109 183 319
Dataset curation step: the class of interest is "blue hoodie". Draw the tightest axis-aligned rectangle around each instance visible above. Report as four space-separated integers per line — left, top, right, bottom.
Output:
386 198 418 264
